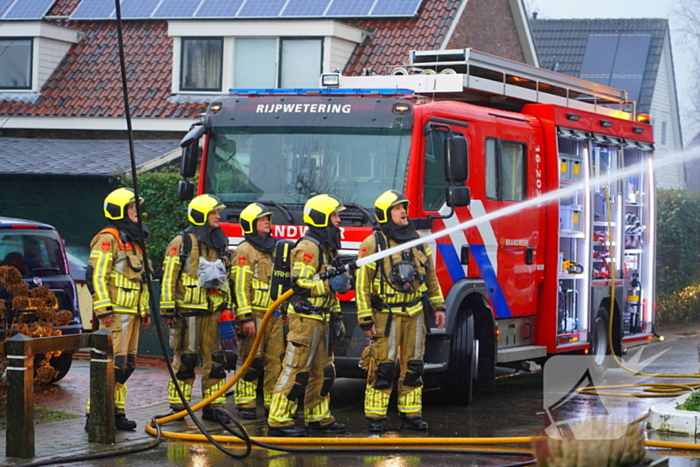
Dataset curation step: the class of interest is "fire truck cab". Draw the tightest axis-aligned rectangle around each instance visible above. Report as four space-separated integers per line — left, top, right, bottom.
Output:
178 49 656 404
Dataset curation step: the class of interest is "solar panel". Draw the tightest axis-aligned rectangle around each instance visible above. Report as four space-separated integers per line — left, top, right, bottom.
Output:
195 0 244 18
0 0 15 18
325 0 373 16
371 0 421 16
70 0 425 20
71 0 114 20
281 0 330 17
238 0 286 17
153 0 202 18
115 0 161 18
579 35 619 86
3 0 55 19
609 34 650 102
612 35 650 75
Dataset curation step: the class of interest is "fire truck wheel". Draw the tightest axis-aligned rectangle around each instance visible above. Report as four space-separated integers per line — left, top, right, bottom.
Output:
442 311 474 405
591 310 610 374
49 351 74 383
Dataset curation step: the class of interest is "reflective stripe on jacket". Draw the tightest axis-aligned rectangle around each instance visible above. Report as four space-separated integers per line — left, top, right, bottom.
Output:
287 239 340 321
88 227 150 317
160 232 229 316
356 232 444 325
230 240 275 321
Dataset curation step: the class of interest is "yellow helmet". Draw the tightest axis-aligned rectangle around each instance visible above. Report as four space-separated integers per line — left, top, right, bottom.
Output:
104 188 143 220
303 194 345 227
187 194 225 226
374 190 409 224
240 203 273 235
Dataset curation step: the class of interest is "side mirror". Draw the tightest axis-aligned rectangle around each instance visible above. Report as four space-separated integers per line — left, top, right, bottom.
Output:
444 134 468 183
445 185 471 207
178 180 195 203
180 124 206 148
180 145 200 179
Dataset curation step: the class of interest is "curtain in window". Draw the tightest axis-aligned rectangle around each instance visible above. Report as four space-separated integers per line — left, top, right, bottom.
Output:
181 38 223 91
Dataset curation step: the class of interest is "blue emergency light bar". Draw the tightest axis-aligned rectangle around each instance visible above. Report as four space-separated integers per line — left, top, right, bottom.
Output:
228 88 415 97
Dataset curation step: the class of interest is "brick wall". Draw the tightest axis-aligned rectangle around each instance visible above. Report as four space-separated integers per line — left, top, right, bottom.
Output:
446 0 526 63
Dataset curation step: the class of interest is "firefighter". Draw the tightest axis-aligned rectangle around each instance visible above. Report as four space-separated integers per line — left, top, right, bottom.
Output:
356 190 446 432
230 203 284 420
160 194 234 422
267 194 352 437
85 187 151 431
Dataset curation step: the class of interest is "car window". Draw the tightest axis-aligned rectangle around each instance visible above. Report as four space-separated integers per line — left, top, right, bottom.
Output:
0 231 67 276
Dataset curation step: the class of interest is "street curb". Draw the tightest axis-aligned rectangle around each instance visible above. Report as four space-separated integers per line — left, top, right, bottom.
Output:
648 393 700 436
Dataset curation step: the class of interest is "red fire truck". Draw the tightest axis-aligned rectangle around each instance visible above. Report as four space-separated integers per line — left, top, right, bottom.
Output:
178 49 656 404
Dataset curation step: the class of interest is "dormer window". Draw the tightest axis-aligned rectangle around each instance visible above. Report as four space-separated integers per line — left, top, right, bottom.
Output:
169 21 368 95
0 38 32 89
180 37 223 92
0 23 81 93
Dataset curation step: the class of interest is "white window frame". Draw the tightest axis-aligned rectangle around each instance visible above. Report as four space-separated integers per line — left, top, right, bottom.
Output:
0 23 81 93
168 20 368 95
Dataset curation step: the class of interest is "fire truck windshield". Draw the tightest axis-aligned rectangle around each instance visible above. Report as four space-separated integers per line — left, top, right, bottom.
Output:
204 126 411 210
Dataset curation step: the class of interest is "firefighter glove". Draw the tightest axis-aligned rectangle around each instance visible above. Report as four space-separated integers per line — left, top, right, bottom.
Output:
218 309 236 349
329 273 353 294
331 315 345 342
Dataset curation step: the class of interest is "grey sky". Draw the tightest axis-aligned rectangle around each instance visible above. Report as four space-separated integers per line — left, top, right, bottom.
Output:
526 0 695 141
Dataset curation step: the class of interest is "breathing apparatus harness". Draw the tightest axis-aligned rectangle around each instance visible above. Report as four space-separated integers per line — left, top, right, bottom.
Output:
370 229 428 337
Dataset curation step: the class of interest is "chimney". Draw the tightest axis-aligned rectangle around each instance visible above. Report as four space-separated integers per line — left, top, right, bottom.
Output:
532 11 538 19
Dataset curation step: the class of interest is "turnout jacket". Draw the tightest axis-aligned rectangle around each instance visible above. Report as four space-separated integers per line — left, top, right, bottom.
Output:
287 238 341 321
355 231 444 327
230 240 275 323
88 227 150 319
160 232 230 318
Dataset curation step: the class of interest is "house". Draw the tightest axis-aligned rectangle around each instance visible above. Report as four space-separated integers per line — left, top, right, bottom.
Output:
0 0 538 245
530 16 685 189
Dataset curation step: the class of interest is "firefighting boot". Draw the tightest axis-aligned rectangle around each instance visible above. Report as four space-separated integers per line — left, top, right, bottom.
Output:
305 421 346 435
400 416 428 431
367 417 386 433
202 406 232 424
237 408 257 420
115 413 137 431
267 424 305 437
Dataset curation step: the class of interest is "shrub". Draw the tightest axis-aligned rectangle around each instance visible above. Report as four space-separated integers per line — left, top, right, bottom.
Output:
121 166 194 269
655 189 700 323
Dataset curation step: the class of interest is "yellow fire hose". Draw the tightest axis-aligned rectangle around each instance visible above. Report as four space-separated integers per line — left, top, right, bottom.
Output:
142 190 700 454
569 187 700 453
142 287 700 456
144 288 537 454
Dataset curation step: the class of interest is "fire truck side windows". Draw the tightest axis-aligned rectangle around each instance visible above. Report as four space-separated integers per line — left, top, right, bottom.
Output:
423 130 448 210
485 138 526 202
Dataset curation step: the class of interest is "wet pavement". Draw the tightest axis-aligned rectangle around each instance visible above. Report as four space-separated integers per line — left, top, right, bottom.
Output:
2 322 700 466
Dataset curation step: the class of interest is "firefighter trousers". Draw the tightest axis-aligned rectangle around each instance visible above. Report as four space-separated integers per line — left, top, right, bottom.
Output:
364 312 426 420
87 312 141 415
234 310 285 409
268 314 335 428
167 312 226 409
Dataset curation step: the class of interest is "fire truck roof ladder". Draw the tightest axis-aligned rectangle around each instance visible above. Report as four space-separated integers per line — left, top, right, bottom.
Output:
332 49 633 119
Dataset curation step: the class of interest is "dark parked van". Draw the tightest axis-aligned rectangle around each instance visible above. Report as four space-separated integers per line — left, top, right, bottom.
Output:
0 216 82 382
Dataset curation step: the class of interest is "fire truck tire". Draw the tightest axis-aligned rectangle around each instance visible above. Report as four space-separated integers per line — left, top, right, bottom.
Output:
442 311 474 405
591 310 610 374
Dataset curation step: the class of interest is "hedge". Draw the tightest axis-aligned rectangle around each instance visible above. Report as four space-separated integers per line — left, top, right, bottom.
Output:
655 189 700 323
121 167 193 269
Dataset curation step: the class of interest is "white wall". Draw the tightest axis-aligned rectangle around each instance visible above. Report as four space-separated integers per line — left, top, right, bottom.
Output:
37 37 73 88
650 29 685 189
